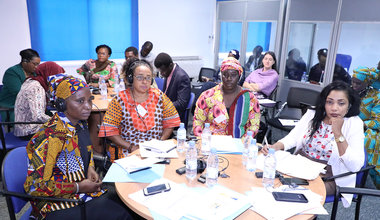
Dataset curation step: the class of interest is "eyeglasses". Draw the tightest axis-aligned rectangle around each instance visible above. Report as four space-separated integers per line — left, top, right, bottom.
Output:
30 61 40 67
134 75 152 82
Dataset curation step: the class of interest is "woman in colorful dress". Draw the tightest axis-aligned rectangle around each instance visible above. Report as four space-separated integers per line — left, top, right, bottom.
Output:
351 67 380 189
98 58 180 161
193 57 261 138
262 81 364 208
14 61 65 140
76 44 117 87
243 51 279 99
24 75 131 219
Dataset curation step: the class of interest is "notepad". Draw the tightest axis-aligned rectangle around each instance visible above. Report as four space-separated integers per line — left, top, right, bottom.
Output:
114 155 162 174
279 119 299 126
140 139 176 153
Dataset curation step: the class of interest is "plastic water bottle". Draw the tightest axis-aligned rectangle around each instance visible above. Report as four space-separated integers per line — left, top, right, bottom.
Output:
246 138 258 172
301 71 307 82
263 148 277 189
206 147 219 187
177 123 186 153
186 141 197 181
119 78 126 91
201 123 211 155
99 76 107 99
114 74 120 94
242 131 253 167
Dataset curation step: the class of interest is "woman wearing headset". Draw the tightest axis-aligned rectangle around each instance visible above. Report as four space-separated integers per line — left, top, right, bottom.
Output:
99 58 180 161
193 57 261 138
0 48 40 121
24 75 132 219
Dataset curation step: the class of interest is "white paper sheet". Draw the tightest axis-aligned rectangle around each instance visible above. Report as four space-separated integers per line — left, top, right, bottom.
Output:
211 135 241 153
114 155 162 173
279 119 299 126
259 98 276 105
247 186 327 220
139 139 179 158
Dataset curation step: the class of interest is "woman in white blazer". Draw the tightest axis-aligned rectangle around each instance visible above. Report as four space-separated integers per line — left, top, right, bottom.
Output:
262 81 364 207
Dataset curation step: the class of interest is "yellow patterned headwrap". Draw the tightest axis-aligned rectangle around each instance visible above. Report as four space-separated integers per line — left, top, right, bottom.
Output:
352 66 379 84
220 57 243 76
48 74 89 101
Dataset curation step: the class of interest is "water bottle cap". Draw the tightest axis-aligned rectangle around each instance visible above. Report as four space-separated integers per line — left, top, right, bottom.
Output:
120 78 124 82
179 123 184 129
247 131 253 136
188 141 195 147
268 148 275 154
205 123 210 128
210 147 217 154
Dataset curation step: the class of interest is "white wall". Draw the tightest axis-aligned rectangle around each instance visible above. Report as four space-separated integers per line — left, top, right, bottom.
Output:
0 0 31 81
138 0 216 77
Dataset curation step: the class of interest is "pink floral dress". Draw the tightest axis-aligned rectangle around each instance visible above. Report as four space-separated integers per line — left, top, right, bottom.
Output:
302 121 334 161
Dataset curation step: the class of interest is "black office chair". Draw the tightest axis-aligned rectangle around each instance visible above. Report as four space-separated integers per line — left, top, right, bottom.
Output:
264 87 320 143
331 186 380 220
191 67 217 90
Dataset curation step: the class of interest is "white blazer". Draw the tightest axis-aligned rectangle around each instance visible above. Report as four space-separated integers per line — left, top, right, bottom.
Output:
279 109 365 207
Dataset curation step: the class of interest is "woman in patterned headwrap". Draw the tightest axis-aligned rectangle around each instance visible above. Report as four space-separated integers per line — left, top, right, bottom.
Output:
98 58 180 161
24 74 131 219
193 57 261 138
352 67 380 189
243 51 279 99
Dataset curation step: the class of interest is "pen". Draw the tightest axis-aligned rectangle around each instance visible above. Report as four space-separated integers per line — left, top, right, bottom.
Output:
165 146 177 153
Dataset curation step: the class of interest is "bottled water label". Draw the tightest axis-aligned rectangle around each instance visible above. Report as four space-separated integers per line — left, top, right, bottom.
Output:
207 167 218 179
186 160 197 180
177 139 185 153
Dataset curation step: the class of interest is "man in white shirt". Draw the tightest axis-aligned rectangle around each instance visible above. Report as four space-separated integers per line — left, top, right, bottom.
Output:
139 41 157 76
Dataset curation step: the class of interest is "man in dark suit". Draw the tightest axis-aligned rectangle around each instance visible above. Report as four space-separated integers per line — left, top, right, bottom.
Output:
154 53 191 124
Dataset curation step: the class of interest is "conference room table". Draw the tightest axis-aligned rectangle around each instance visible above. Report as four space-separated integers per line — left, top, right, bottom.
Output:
115 149 326 219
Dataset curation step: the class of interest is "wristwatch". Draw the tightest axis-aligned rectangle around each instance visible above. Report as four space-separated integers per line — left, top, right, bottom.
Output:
335 135 345 143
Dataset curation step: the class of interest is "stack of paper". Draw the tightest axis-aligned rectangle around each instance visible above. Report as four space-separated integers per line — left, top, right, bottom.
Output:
129 179 251 220
247 186 327 219
210 135 243 154
279 119 299 126
256 151 326 180
139 139 179 158
114 155 162 174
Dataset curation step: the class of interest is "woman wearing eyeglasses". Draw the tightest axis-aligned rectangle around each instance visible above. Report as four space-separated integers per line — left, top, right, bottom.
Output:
193 57 261 138
99 58 180 161
76 44 117 87
0 48 40 121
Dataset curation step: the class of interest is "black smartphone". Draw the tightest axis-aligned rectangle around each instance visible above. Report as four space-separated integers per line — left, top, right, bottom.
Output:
255 171 281 178
280 177 309 186
176 166 186 175
272 192 308 203
143 183 171 196
157 159 171 165
198 174 206 184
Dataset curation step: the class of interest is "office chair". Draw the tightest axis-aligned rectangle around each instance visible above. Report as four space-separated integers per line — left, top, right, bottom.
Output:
335 54 352 73
155 77 164 92
184 92 195 130
331 186 380 220
0 117 44 160
324 148 375 220
191 67 217 90
265 87 320 143
0 147 85 220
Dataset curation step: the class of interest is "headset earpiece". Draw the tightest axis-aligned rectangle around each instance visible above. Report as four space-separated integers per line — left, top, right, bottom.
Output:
22 58 29 63
55 98 67 112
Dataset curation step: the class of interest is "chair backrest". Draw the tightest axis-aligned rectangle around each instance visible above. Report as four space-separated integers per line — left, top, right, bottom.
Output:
335 54 352 72
184 92 195 130
287 87 320 109
198 67 217 82
1 147 29 216
155 77 164 92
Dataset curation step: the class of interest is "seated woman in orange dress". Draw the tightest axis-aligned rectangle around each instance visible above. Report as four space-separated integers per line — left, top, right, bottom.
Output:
99 58 180 161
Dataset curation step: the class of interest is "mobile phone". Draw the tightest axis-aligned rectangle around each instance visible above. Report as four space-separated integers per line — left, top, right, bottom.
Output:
143 183 171 196
255 171 281 179
176 166 186 175
198 174 206 184
272 192 308 203
280 177 309 186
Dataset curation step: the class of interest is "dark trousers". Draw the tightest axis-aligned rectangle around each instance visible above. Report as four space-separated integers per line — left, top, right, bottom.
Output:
46 183 140 220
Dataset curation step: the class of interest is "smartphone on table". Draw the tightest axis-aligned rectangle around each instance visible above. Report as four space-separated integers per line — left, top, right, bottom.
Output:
272 192 308 203
143 183 171 196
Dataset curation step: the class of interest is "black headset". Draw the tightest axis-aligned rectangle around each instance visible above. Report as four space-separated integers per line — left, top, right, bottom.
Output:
55 98 67 112
127 60 154 85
